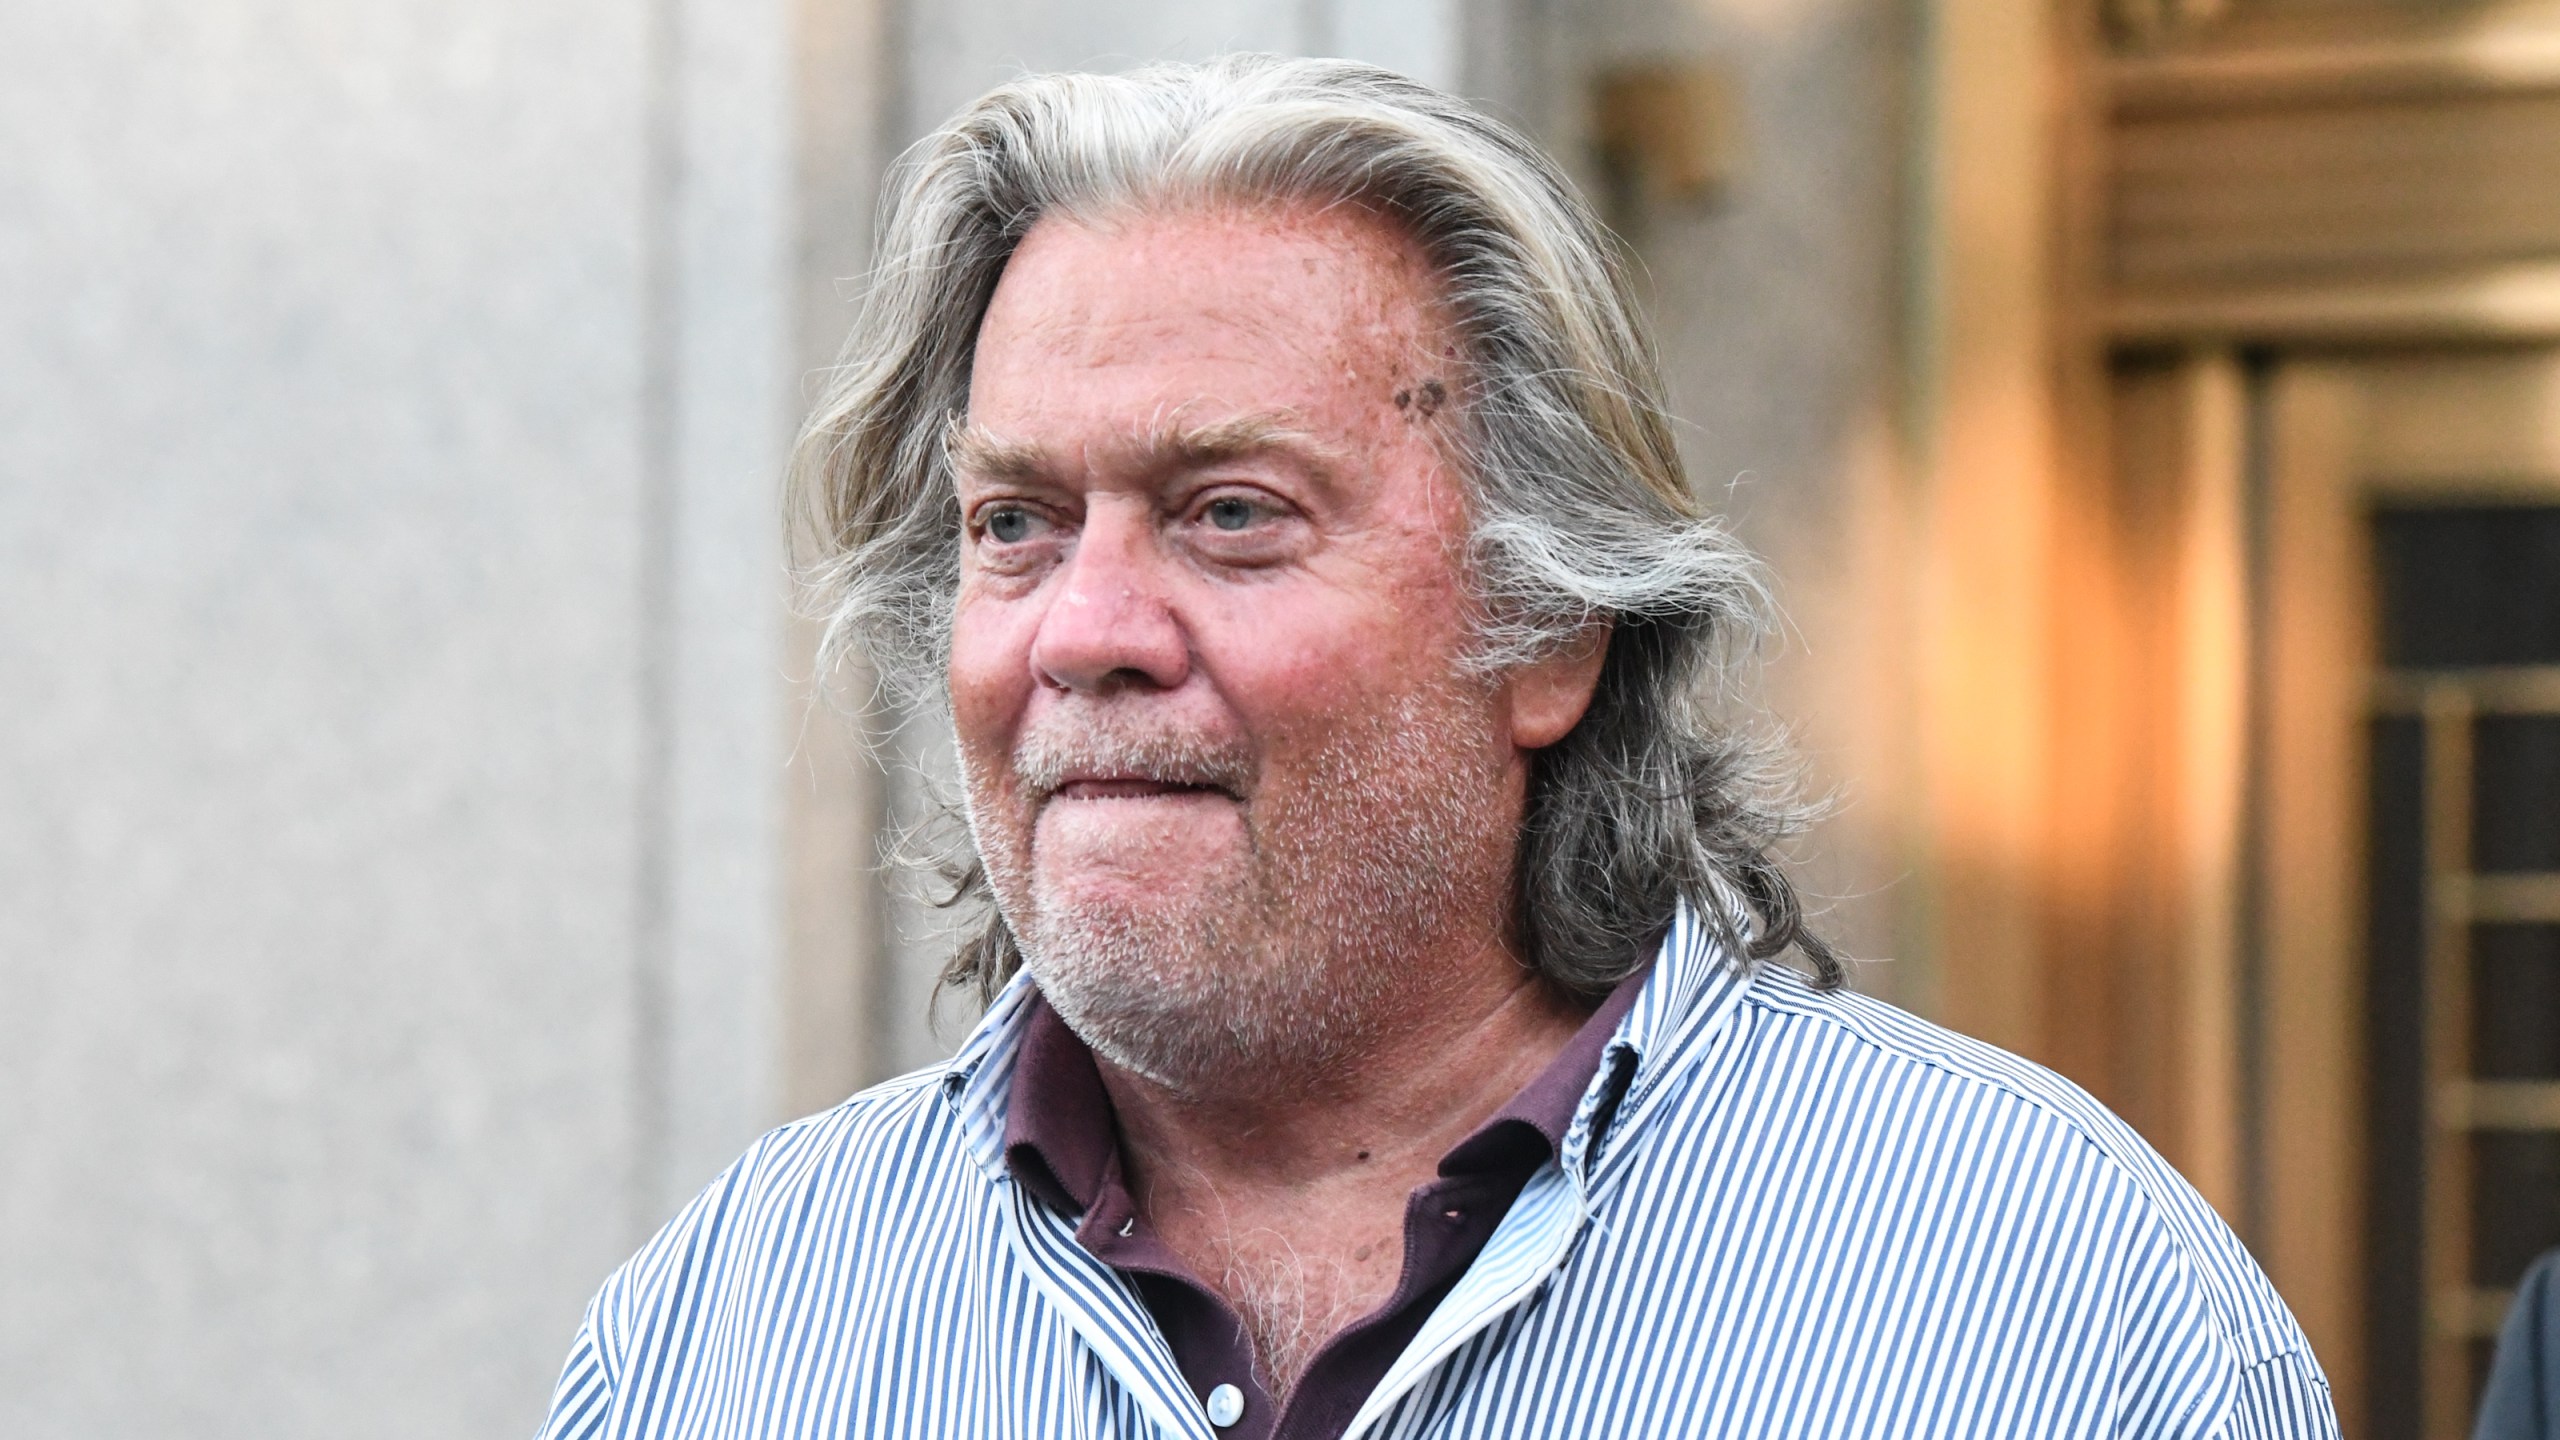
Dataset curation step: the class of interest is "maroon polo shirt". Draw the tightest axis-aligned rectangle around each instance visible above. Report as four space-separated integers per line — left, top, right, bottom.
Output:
1001 967 1648 1440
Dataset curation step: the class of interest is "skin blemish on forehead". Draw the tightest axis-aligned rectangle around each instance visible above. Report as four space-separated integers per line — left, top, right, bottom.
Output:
1393 377 1449 421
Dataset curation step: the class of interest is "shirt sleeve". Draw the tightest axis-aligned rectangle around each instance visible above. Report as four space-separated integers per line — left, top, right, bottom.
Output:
2099 1164 2342 1440
2212 1351 2342 1440
531 1304 614 1440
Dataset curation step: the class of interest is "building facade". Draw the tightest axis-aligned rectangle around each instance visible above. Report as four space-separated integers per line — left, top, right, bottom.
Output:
8 0 2557 1435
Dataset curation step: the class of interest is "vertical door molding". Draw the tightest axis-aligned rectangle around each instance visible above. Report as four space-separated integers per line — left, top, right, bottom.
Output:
2258 358 2372 1418
2061 347 2251 1220
2163 347 2252 1222
1907 0 2067 1054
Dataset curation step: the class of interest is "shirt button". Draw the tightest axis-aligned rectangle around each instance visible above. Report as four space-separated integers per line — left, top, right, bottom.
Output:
1206 1383 1245 1427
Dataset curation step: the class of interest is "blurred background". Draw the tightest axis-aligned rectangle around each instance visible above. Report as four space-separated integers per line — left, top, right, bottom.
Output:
5 0 2557 1435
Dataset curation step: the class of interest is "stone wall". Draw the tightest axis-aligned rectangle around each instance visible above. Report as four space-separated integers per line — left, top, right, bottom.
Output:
0 0 798 1432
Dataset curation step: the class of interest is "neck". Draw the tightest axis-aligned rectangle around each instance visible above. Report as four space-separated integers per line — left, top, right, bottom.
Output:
1094 933 1588 1200
1085 924 1592 1397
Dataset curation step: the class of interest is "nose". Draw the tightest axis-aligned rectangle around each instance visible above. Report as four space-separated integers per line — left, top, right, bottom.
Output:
1027 500 1191 695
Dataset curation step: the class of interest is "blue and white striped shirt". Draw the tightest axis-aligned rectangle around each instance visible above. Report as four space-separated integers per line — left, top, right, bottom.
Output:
537 906 2338 1438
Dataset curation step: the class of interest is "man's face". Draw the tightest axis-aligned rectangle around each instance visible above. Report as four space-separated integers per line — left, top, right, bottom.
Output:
949 201 1556 1089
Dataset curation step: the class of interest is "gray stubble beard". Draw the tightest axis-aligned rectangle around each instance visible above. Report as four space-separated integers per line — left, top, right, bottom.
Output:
962 682 1513 1098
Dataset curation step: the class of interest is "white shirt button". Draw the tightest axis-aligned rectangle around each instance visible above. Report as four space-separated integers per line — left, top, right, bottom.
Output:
1206 1382 1245 1427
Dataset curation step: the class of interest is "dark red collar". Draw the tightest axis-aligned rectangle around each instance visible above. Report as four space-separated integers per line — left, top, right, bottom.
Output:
1003 965 1649 1216
998 965 1649 1440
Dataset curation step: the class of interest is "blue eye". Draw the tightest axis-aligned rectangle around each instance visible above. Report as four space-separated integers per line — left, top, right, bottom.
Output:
985 507 1035 543
1205 497 1256 531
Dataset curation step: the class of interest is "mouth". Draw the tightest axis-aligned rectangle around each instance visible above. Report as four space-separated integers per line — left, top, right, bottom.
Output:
1048 776 1236 802
1014 723 1255 810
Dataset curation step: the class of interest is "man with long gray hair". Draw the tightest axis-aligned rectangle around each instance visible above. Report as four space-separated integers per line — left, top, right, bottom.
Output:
538 56 2335 1439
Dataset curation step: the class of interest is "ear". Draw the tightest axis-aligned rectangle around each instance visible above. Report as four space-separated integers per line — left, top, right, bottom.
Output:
1506 622 1611 751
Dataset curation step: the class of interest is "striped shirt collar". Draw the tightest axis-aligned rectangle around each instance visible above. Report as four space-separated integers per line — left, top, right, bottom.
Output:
938 899 1748 1192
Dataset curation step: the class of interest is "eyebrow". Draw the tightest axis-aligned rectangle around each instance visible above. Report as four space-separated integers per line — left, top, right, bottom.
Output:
944 411 1345 485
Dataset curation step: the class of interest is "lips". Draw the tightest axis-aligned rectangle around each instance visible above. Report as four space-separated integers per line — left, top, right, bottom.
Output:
1012 718 1256 805
1048 777 1232 801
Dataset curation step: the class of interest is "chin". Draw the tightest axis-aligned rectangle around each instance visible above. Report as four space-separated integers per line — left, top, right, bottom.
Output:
1035 836 1239 889
1015 897 1233 1077
1023 861 1238 978
1036 876 1215 928
1011 881 1402 1094
1031 791 1244 873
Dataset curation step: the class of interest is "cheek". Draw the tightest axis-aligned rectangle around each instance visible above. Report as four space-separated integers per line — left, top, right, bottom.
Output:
1185 538 1475 724
947 592 1036 760
1195 601 1450 755
1191 603 1356 723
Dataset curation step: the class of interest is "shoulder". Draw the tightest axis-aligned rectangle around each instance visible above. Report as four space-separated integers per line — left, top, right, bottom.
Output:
1716 967 2321 1373
686 1064 968 1236
577 1066 991 1378
1733 967 2184 1167
736 1064 970 1193
1736 967 2187 1188
535 1066 1036 1437
658 1062 973 1258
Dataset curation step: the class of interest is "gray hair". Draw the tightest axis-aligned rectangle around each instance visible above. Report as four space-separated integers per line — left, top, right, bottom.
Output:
791 53 1838 1001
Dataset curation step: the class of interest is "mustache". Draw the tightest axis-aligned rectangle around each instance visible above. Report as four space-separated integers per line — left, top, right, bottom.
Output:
1012 716 1256 799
